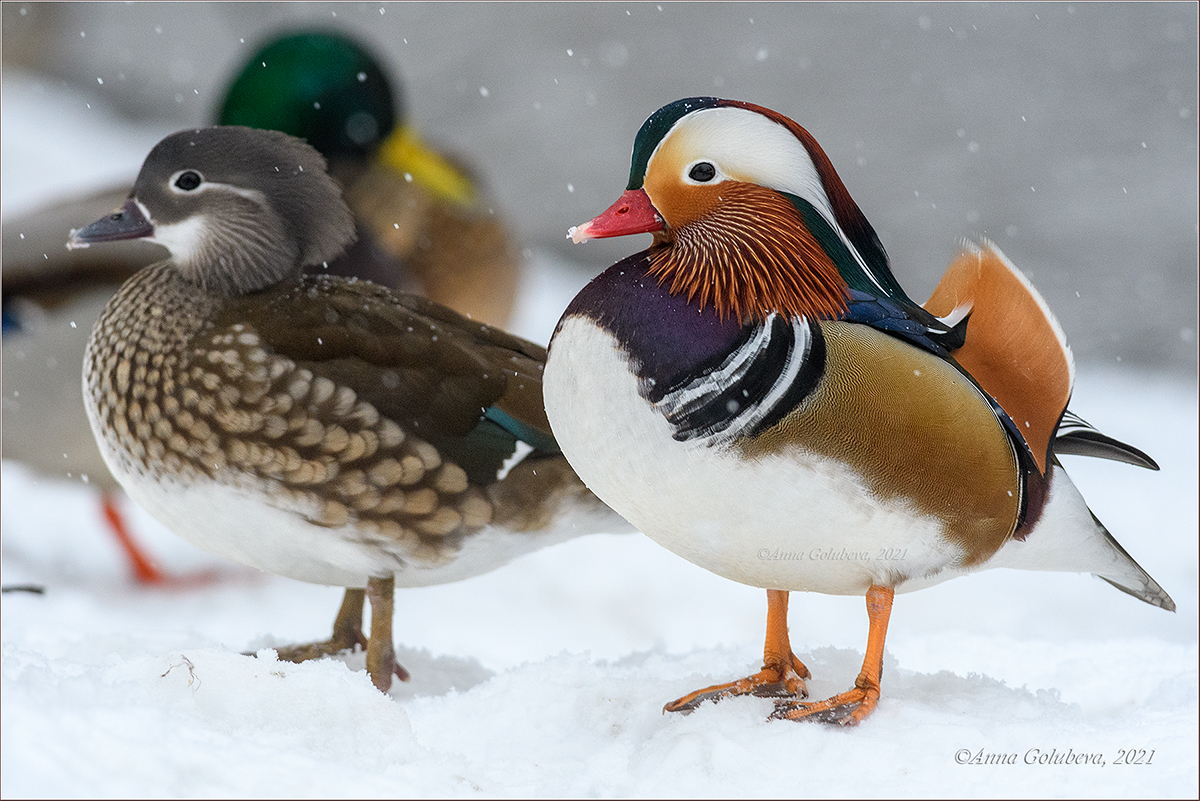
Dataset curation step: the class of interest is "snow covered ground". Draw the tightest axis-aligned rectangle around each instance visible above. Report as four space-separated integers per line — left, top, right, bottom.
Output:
3 40 1198 800
2 369 1197 798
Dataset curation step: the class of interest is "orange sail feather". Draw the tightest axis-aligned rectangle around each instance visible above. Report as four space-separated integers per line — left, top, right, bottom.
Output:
924 241 1074 475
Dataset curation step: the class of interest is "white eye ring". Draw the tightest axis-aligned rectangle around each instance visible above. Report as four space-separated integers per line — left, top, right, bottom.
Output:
170 170 204 193
683 160 725 185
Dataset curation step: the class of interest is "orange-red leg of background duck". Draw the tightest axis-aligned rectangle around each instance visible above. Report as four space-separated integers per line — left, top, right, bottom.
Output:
101 493 220 588
771 584 894 726
665 589 811 713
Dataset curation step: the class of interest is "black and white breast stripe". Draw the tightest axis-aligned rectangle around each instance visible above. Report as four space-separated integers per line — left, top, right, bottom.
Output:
646 314 825 445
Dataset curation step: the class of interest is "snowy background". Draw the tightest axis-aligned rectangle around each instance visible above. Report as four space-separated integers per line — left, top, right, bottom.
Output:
3 1 1197 370
2 3 1198 798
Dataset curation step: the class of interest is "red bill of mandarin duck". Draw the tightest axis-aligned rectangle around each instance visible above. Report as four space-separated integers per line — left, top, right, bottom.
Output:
543 97 1172 725
71 126 625 692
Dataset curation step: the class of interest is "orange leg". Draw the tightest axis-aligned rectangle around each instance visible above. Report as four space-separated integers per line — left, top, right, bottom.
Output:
771 584 894 726
101 493 164 584
665 589 810 713
101 493 220 588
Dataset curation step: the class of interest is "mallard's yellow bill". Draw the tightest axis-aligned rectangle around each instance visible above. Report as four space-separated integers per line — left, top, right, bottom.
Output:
376 126 476 207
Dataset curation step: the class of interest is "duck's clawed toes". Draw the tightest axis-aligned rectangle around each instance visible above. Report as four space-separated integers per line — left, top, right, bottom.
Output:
664 654 810 714
770 586 891 726
365 644 410 692
769 677 880 727
264 587 368 665
250 586 407 689
252 628 410 692
264 580 411 693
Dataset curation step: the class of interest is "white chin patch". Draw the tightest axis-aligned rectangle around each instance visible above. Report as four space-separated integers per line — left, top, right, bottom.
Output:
148 209 208 263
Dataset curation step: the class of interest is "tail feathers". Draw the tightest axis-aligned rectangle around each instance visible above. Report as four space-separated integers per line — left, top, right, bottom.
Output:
1090 510 1176 611
1100 576 1175 612
1054 410 1160 470
985 463 1174 611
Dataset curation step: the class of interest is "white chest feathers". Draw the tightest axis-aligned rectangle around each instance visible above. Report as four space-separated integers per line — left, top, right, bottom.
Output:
544 316 964 596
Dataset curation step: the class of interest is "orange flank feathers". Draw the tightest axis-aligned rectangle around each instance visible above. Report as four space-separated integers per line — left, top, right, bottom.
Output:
924 241 1074 475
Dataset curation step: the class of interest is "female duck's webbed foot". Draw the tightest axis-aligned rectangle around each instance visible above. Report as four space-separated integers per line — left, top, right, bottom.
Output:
665 590 809 713
271 588 369 663
771 585 894 727
271 579 411 691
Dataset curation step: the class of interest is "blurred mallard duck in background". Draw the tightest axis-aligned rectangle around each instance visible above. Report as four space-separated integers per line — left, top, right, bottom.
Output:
218 30 521 328
3 29 522 586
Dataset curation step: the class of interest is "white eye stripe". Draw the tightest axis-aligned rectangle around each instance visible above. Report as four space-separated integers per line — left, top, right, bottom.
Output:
204 182 268 204
656 107 833 217
655 106 890 295
167 172 267 205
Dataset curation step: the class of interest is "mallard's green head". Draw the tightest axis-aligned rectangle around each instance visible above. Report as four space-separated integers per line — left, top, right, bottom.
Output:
218 31 473 206
218 31 398 160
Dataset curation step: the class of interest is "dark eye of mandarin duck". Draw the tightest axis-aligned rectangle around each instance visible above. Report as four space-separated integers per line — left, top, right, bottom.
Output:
688 162 716 182
174 170 202 191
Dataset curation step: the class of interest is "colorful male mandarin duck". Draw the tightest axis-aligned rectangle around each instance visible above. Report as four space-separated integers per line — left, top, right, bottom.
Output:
71 126 624 691
4 30 521 587
543 97 1172 725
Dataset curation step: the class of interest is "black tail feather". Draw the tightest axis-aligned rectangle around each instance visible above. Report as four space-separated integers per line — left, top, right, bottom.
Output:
1054 410 1159 470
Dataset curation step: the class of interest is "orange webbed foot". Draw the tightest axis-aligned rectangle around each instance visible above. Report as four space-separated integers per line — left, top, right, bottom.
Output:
769 674 881 726
664 652 811 713
665 588 808 713
769 585 894 727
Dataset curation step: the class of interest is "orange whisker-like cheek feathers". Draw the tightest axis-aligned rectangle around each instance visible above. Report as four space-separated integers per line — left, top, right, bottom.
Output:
647 182 849 323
